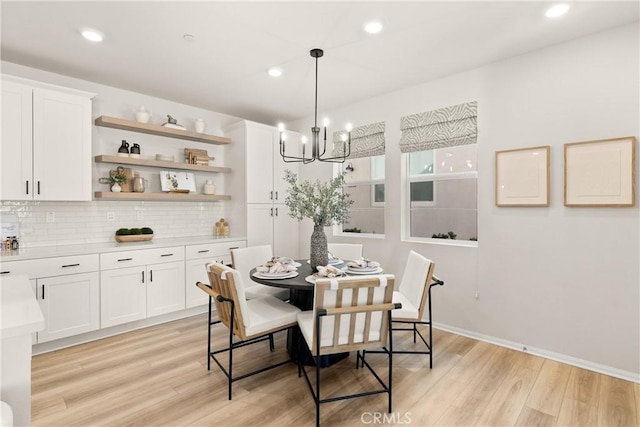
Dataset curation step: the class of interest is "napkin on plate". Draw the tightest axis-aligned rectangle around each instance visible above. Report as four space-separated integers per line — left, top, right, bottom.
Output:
268 261 297 274
347 258 380 269
316 265 346 278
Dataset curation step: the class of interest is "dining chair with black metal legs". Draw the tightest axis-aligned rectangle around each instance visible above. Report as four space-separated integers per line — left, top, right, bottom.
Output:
196 262 300 400
361 250 444 368
296 274 401 426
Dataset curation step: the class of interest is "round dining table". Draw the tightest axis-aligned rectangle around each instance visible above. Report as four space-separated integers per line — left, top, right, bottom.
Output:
250 260 349 367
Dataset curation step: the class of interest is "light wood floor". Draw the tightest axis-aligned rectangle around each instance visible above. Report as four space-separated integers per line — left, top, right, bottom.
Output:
32 314 640 426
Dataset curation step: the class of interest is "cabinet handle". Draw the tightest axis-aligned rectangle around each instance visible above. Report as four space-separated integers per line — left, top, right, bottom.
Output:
0 271 10 275
61 263 80 268
42 284 45 300
150 270 153 282
275 191 278 200
197 250 210 254
142 271 145 283
37 181 41 195
275 207 278 216
229 246 239 250
118 258 133 262
160 253 174 257
26 180 29 195
270 207 273 217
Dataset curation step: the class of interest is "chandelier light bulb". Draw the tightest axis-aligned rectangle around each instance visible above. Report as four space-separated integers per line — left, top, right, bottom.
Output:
322 118 330 127
277 122 285 132
281 133 287 142
345 123 353 132
301 136 308 144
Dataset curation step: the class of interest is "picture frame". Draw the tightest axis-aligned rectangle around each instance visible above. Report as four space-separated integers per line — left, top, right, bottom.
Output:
495 145 550 206
564 136 635 207
160 171 197 193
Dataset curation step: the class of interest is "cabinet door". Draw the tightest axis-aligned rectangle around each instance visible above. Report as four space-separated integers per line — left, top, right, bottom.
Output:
273 131 299 201
101 266 146 328
33 88 92 201
247 204 274 247
0 80 32 200
273 204 299 257
147 261 185 317
36 272 99 343
246 124 275 204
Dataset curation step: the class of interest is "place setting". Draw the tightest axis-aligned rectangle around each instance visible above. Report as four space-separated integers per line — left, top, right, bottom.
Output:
306 252 344 267
344 257 383 275
252 256 300 280
305 265 347 284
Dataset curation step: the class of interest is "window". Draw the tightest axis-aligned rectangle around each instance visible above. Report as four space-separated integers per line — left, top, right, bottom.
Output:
407 144 477 242
400 101 478 243
339 155 385 235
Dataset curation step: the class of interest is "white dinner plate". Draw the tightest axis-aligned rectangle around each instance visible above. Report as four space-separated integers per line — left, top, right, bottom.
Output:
345 267 384 275
304 272 347 284
346 265 379 272
253 271 299 280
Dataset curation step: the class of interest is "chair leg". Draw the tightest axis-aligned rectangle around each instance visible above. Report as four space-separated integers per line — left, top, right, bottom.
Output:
315 354 321 427
388 311 393 413
413 322 417 343
207 297 212 371
228 309 234 400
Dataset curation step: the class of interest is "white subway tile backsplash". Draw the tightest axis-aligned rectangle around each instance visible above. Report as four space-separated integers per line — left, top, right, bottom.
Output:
1 200 226 247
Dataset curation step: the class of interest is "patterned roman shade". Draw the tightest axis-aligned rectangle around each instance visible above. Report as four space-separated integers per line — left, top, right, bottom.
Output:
400 101 477 153
332 121 385 159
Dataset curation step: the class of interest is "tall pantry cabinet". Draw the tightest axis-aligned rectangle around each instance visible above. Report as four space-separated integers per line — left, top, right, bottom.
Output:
0 75 94 201
225 121 299 258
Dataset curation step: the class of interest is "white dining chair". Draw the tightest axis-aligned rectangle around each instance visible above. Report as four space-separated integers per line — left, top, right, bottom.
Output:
362 250 444 368
296 274 400 427
197 263 300 400
327 243 363 261
231 245 290 300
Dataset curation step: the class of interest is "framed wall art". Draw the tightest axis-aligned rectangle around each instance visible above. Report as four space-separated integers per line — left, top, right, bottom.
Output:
564 136 635 207
495 145 550 206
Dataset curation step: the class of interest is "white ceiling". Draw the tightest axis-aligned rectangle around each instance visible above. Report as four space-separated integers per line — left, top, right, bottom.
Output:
2 1 638 125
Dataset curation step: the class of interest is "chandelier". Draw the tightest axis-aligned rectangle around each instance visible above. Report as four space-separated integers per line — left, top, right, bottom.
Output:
279 48 352 163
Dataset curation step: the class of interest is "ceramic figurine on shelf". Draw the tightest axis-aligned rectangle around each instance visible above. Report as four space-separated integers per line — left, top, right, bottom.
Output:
130 143 141 159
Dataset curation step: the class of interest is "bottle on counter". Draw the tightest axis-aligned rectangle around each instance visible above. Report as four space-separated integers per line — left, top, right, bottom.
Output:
4 237 12 252
11 236 19 251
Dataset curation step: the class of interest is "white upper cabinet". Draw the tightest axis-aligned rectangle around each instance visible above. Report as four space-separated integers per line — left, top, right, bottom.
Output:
245 124 277 204
0 75 94 201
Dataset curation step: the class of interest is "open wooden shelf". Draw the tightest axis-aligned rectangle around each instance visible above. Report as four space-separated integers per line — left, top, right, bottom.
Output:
94 192 231 202
94 155 231 173
95 116 231 145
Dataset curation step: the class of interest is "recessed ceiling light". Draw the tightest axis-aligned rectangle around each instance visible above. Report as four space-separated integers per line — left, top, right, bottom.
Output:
80 28 104 42
183 34 196 42
267 67 283 77
545 3 570 19
364 21 383 34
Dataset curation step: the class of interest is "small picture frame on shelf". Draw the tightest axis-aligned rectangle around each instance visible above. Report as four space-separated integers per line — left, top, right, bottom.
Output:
564 136 635 207
160 171 197 193
495 145 550 206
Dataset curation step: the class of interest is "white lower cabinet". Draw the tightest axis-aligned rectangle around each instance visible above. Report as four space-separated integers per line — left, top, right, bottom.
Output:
36 272 99 343
100 266 147 328
184 240 246 308
100 246 185 328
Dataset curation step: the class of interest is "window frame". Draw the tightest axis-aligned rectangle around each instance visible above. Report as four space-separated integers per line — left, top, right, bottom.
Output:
403 147 478 246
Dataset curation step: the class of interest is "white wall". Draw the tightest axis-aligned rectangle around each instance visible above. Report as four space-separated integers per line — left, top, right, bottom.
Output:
1 62 245 246
289 24 640 379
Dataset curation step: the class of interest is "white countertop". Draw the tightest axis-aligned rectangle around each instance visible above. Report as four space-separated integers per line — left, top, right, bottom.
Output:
1 275 44 339
0 235 247 262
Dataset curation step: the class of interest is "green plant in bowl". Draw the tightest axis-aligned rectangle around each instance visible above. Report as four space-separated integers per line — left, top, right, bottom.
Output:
115 228 133 236
130 228 143 235
141 227 154 235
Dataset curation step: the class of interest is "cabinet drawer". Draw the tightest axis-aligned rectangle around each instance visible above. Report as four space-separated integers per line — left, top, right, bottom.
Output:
100 246 185 270
0 254 98 279
185 240 246 260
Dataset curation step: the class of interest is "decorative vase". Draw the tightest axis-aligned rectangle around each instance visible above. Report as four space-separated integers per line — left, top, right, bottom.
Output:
111 182 122 193
310 223 328 272
135 106 151 124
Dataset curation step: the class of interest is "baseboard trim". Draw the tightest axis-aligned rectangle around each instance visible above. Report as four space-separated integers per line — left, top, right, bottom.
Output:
433 322 640 384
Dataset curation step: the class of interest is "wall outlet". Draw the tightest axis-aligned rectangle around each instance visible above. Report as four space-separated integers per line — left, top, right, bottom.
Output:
106 212 115 222
136 211 144 221
46 212 55 223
